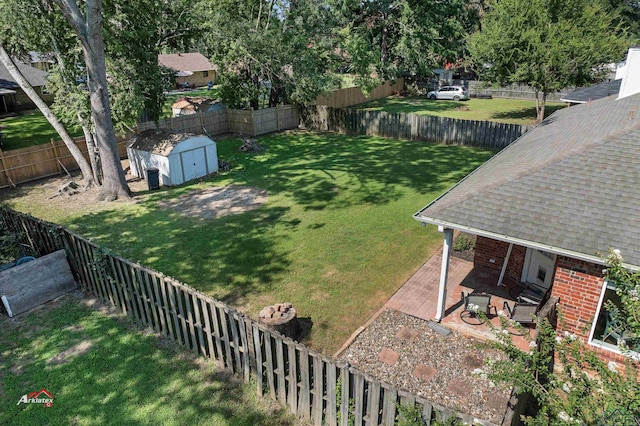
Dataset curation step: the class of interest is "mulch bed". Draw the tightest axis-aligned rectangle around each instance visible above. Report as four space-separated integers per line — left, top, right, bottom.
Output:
338 309 512 425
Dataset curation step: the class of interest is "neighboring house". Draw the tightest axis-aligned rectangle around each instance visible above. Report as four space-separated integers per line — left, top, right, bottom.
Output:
158 53 217 89
28 51 55 72
414 47 640 366
0 59 52 114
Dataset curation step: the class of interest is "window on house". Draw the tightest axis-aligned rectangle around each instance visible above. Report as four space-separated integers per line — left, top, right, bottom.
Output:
589 281 639 355
203 71 209 77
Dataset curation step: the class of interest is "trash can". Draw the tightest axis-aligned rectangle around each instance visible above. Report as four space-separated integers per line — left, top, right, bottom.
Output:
145 168 160 190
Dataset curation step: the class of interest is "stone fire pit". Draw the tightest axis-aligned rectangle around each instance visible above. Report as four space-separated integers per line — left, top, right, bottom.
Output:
259 303 299 339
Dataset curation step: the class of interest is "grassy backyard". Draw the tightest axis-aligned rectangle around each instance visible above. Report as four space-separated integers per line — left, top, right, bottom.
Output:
0 111 83 151
0 292 299 426
355 96 567 126
1 131 495 353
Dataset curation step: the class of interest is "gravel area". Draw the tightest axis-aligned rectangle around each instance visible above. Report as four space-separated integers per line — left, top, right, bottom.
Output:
339 309 512 425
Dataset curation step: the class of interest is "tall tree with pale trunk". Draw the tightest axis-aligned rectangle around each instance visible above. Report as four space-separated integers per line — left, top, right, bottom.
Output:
51 0 130 201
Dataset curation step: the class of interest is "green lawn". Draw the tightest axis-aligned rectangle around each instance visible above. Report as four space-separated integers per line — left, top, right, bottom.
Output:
0 293 300 426
1 131 495 353
0 111 83 151
355 96 567 126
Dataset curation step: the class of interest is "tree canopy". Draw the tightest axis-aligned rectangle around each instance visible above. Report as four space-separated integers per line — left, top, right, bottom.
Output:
468 0 629 121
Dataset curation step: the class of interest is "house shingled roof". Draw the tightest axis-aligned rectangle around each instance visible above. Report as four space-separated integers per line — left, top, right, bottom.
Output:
414 93 640 267
561 80 622 104
158 53 215 73
0 59 49 89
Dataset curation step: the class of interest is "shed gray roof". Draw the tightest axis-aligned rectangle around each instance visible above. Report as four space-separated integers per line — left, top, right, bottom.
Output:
0 59 49 89
415 93 640 267
561 80 622 104
128 129 197 156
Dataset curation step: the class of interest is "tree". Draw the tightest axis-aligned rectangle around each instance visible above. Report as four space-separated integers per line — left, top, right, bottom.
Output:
199 0 342 109
0 0 97 186
469 0 629 122
338 0 477 91
606 0 640 42
0 46 96 186
484 249 640 424
51 0 133 201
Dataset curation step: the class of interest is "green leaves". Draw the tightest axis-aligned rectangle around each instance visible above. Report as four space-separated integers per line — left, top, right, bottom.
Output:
469 0 628 121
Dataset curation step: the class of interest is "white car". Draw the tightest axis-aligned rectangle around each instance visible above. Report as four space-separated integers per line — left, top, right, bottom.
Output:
427 86 469 101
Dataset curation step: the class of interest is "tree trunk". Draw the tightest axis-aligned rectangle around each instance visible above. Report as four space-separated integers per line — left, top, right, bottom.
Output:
79 119 101 184
0 45 96 187
52 38 102 185
537 92 547 122
53 0 130 201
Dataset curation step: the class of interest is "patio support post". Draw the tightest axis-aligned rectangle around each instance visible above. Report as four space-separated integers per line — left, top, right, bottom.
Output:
435 226 453 322
497 243 513 287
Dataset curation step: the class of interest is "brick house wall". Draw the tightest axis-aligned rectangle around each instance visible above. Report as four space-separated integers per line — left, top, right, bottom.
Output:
474 238 630 365
549 256 630 365
473 236 526 286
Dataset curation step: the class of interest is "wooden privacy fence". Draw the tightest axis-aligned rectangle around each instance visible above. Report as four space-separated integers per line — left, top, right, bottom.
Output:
0 137 128 189
301 106 533 150
2 105 299 189
467 81 570 102
314 79 405 109
0 208 500 426
137 105 300 138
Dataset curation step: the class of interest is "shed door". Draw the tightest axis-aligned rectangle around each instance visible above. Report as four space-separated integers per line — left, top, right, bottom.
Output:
179 148 208 182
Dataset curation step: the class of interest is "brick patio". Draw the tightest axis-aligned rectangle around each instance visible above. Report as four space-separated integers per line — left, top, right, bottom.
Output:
384 254 534 352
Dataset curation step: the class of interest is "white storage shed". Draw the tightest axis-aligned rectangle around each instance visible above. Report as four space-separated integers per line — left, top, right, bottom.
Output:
127 130 219 186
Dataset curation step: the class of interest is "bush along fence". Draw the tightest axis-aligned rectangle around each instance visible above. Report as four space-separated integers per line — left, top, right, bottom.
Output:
300 105 533 150
0 207 503 426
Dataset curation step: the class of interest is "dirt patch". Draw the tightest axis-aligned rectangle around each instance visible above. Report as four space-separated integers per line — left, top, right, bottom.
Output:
47 340 93 365
158 185 267 219
0 159 146 216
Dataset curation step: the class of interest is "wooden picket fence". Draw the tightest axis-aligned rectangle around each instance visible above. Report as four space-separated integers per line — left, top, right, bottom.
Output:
0 207 500 426
301 106 533 149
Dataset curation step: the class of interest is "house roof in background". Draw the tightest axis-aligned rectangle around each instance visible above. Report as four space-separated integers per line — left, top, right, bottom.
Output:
158 53 215 73
415 93 640 267
561 80 622 104
0 59 49 89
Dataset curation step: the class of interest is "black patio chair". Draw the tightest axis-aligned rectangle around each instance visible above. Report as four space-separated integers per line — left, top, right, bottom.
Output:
503 301 539 325
460 292 494 325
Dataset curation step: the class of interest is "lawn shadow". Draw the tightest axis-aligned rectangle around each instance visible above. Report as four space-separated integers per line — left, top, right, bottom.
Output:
240 132 493 210
0 294 298 425
491 103 566 123
68 203 295 306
